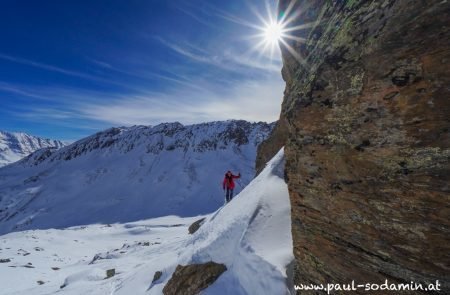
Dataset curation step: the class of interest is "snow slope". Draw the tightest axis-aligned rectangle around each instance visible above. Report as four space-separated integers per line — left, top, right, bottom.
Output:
0 216 200 295
0 120 273 234
0 148 292 295
0 131 65 167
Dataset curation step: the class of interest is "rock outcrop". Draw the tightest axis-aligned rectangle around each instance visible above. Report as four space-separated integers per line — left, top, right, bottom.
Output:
105 268 115 279
275 0 450 292
162 262 227 295
152 271 163 283
255 116 289 176
188 218 206 234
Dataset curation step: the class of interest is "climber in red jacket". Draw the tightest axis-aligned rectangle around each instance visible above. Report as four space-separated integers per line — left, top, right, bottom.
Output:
223 170 241 203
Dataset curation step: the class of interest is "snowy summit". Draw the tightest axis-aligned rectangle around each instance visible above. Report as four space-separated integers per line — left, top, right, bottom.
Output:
0 131 65 167
0 120 274 235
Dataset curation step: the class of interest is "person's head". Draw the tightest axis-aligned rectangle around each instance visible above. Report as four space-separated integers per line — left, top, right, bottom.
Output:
226 170 231 176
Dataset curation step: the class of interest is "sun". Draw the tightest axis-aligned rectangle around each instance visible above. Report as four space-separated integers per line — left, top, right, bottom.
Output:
225 1 318 62
263 21 284 45
253 19 286 60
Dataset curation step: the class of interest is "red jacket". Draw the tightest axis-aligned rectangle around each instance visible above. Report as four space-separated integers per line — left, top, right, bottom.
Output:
223 172 240 189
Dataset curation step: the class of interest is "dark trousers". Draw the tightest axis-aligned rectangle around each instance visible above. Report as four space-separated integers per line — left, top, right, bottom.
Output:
225 188 234 202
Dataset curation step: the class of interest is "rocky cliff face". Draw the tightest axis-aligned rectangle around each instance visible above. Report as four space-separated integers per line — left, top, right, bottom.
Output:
255 116 288 176
276 0 450 291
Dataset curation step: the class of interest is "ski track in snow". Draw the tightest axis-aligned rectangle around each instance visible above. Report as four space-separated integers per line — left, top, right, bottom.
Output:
0 149 293 295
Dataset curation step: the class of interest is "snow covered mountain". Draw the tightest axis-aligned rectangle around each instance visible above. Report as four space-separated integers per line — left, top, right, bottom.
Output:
0 131 65 167
0 120 273 234
0 149 293 295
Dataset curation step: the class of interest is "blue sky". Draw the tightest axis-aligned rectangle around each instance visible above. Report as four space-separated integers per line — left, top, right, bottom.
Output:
0 0 284 141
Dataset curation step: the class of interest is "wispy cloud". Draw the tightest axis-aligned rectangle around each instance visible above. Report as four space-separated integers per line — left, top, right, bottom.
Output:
77 73 284 126
0 81 112 104
154 0 282 74
0 82 50 100
86 58 114 69
0 53 102 81
13 108 79 120
2 0 286 141
3 70 284 128
156 37 220 65
85 56 207 92
0 53 155 94
191 1 270 31
156 37 281 73
174 4 221 30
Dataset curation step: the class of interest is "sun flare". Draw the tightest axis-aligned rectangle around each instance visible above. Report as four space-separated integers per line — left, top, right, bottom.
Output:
263 21 284 45
232 1 319 63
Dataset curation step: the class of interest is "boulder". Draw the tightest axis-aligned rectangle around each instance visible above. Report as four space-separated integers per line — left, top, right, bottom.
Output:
152 271 162 283
255 116 289 176
106 268 115 279
188 218 206 234
162 262 227 295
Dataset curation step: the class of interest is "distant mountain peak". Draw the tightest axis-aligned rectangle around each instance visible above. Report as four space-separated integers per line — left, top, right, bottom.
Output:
0 130 65 167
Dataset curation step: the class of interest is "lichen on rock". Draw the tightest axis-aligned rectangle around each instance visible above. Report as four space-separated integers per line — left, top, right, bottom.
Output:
272 0 450 291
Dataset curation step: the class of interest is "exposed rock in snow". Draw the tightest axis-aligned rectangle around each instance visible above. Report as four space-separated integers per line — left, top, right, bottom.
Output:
152 271 163 284
162 262 227 295
188 218 206 234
